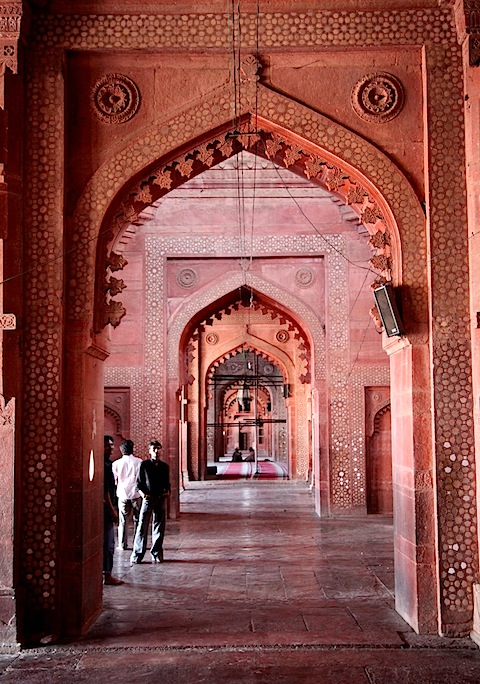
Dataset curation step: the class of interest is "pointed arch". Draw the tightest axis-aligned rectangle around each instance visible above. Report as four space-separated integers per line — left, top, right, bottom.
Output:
168 272 322 382
69 82 426 341
205 340 292 387
207 345 289 385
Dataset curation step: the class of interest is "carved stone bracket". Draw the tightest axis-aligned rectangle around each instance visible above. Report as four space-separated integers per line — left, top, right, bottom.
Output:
369 304 384 334
101 300 126 329
94 250 129 332
0 2 23 108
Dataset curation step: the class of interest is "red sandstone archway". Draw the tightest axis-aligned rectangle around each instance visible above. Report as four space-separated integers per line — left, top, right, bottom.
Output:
63 84 434 638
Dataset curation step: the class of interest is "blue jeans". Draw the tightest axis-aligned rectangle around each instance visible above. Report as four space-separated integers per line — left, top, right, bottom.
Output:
130 496 167 562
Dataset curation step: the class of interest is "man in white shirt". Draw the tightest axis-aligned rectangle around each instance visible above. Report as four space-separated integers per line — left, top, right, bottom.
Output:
112 439 143 550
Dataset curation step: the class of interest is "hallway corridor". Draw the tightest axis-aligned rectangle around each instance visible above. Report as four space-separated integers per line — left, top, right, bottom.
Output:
1 483 479 682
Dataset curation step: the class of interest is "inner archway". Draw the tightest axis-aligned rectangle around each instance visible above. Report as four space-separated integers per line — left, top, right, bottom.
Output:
208 351 287 468
103 149 389 514
178 284 311 484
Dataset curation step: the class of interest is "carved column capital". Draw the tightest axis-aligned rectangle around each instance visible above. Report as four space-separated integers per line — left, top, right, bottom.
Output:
0 2 23 107
0 3 22 72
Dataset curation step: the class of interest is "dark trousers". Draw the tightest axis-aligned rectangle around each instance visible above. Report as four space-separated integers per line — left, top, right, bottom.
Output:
103 516 115 574
131 496 167 562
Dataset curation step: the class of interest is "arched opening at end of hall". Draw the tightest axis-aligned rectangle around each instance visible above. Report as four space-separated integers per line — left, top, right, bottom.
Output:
177 285 311 485
206 350 289 481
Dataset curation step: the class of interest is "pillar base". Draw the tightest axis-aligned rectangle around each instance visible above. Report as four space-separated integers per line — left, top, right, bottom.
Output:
0 589 20 653
470 583 480 648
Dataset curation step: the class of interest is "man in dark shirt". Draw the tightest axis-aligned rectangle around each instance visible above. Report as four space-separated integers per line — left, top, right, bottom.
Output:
104 435 123 585
130 440 171 564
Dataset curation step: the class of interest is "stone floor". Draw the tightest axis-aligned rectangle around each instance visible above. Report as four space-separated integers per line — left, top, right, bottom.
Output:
1 482 480 682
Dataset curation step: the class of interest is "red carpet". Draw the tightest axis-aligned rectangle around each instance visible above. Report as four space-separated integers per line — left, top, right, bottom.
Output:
254 461 289 480
213 460 289 480
221 462 254 479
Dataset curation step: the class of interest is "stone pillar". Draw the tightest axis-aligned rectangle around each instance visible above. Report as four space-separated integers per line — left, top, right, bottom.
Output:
0 1 24 651
60 325 107 637
286 398 295 477
315 380 330 516
327 246 352 513
0 395 18 651
21 45 65 641
457 0 480 642
187 338 200 480
386 337 438 634
423 42 478 635
165 377 180 518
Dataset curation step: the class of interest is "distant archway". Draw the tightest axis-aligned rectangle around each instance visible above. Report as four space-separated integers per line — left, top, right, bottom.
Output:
176 285 312 483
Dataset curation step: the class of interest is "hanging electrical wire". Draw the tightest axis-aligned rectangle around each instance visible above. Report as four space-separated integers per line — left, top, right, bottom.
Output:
264 148 379 276
251 135 382 378
245 0 261 334
346 317 373 382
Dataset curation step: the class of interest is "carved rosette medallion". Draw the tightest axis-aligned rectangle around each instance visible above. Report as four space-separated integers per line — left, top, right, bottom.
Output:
205 332 219 345
351 73 404 123
295 267 315 288
276 330 290 343
176 268 198 288
0 312 16 329
91 74 140 124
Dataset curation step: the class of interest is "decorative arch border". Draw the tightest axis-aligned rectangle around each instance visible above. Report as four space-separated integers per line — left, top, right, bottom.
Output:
206 343 292 389
69 78 427 342
372 403 392 434
366 399 391 438
207 346 289 385
104 403 123 436
167 271 322 381
224 385 272 418
183 283 311 384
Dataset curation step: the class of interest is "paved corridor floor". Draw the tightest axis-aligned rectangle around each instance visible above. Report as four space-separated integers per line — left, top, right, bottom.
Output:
1 482 480 682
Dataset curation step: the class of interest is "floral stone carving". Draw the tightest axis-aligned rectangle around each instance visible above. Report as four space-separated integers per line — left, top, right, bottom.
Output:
91 73 140 124
351 72 404 123
176 268 198 288
295 267 315 287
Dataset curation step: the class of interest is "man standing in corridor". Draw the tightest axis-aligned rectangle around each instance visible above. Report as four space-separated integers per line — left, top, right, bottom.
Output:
130 440 170 564
112 439 142 550
104 435 124 586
